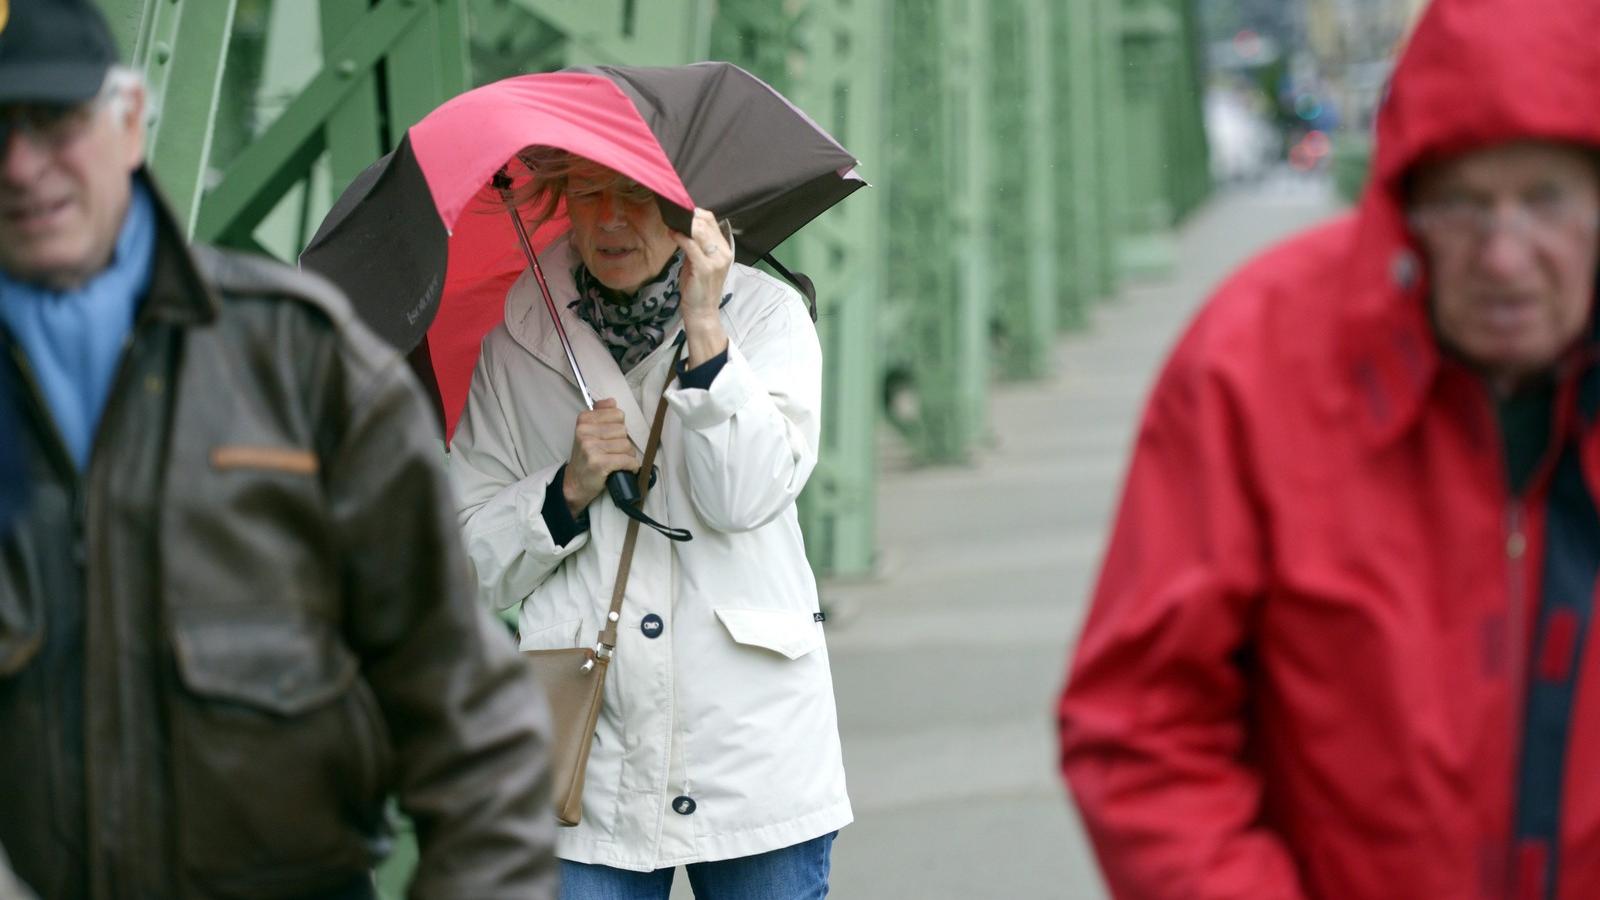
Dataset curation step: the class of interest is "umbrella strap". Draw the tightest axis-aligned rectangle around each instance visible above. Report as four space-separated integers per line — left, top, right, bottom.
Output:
615 345 692 543
760 253 818 322
616 494 692 542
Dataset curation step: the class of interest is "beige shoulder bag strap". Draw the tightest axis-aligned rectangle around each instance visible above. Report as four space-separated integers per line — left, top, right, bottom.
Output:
586 341 682 670
526 342 684 826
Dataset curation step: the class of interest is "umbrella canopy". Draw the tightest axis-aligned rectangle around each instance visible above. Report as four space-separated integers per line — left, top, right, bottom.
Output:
301 62 863 439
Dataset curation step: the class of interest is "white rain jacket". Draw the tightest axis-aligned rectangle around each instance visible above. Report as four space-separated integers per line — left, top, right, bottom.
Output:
449 235 851 871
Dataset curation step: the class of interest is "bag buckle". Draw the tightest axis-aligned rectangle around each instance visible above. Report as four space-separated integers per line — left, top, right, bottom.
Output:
581 641 614 672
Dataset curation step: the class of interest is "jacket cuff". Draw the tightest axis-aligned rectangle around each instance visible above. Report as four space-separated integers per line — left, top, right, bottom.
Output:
666 343 755 430
541 463 590 547
676 347 729 390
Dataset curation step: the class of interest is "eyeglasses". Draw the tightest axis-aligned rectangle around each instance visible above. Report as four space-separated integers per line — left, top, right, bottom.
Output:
0 92 110 161
1408 190 1600 246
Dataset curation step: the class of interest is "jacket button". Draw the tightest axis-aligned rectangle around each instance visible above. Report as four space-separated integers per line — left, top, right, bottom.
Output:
641 613 664 638
672 795 696 816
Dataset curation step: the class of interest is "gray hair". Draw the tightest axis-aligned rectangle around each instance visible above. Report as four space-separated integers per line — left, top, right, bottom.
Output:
102 65 146 120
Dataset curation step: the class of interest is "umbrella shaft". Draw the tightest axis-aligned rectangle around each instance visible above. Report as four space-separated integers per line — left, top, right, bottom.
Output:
500 191 597 410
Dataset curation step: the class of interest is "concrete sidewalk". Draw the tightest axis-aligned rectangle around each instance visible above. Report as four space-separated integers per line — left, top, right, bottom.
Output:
817 174 1344 899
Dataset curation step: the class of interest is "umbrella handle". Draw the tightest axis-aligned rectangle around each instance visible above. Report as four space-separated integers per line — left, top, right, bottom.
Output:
607 471 642 507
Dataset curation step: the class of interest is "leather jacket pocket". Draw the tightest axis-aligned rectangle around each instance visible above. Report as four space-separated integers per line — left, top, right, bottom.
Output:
169 605 390 897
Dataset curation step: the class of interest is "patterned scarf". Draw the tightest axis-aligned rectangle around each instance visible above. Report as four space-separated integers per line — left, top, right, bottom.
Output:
570 252 684 373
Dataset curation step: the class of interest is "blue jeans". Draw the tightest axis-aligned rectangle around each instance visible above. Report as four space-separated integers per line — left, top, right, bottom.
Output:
559 832 836 900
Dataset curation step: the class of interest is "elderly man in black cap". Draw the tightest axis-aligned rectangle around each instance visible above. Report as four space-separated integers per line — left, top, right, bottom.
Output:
0 2 556 897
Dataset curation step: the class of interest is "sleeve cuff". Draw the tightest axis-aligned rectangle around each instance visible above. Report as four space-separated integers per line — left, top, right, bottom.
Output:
541 463 590 547
666 342 756 430
676 347 729 390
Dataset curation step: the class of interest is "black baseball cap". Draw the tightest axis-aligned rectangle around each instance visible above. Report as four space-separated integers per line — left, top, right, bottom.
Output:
0 0 121 105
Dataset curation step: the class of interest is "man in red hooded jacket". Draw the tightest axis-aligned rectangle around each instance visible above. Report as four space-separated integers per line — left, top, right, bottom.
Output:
1058 1 1600 898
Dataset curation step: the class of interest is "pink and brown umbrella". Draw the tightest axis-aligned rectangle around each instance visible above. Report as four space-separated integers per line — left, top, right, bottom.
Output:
300 62 864 442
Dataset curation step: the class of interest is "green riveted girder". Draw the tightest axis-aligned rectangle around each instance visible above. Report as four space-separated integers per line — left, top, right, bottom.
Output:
1119 1 1179 237
784 1 889 576
1053 0 1111 327
1169 0 1212 219
1116 0 1207 279
883 0 965 463
508 0 711 66
1095 0 1131 297
706 0 792 86
96 0 1213 583
1020 0 1060 348
707 1 887 576
197 1 464 247
946 0 992 452
987 0 1056 380
102 0 239 233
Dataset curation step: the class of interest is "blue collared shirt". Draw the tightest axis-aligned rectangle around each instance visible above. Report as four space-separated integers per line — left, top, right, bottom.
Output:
0 180 156 471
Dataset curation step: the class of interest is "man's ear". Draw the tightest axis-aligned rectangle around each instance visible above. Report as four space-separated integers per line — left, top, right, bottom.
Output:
120 83 147 170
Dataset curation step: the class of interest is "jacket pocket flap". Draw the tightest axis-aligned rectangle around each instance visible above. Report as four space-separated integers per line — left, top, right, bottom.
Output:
714 608 823 660
171 606 357 716
519 617 585 652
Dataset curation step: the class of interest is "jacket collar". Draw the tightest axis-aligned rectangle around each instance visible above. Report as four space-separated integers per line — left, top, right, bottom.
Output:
1336 187 1600 449
503 234 656 452
138 168 220 327
1335 189 1441 448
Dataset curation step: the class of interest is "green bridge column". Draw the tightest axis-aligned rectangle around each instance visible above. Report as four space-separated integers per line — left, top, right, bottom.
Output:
708 0 887 578
1094 0 1130 299
516 0 710 66
987 0 1056 380
945 0 993 452
785 2 889 578
883 0 961 463
1169 0 1212 220
1116 0 1181 278
1053 0 1109 326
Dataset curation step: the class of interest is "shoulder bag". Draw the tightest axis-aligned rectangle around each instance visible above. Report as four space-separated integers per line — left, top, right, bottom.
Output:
523 348 681 826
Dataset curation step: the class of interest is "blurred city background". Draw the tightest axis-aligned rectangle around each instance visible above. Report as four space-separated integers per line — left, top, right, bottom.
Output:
95 0 1428 895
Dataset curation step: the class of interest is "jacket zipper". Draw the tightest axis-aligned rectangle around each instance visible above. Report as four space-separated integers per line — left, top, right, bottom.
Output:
6 343 82 486
11 327 149 891
80 330 150 892
6 344 86 556
1506 501 1528 709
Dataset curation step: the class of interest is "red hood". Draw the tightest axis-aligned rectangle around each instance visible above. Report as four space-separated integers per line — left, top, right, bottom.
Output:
1371 0 1600 195
1338 0 1600 444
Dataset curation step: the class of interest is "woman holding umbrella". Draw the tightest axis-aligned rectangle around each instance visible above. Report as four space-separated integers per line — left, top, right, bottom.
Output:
448 145 851 897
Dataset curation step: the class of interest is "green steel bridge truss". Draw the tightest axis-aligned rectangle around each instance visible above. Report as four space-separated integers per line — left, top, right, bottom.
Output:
98 0 1210 584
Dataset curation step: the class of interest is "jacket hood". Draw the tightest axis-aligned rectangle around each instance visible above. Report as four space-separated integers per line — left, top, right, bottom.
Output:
1371 0 1600 195
1339 0 1600 443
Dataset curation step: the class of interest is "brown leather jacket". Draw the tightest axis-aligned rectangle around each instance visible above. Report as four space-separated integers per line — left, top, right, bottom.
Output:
0 178 555 899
